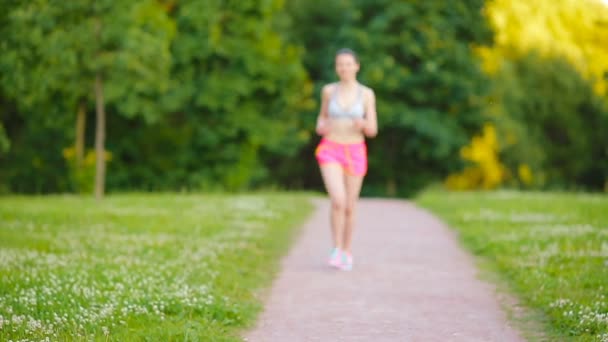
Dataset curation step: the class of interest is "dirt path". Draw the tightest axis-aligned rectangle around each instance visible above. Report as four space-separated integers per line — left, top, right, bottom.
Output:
244 199 524 342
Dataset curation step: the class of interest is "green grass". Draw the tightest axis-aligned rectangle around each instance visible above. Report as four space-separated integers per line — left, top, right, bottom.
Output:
416 189 608 342
0 193 313 341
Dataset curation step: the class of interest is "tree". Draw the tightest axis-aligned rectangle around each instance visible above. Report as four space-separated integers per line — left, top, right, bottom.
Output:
473 0 608 190
479 0 608 98
0 0 175 198
286 0 493 196
147 0 313 191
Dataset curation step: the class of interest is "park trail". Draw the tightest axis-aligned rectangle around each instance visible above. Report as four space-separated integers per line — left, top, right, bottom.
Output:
244 198 525 342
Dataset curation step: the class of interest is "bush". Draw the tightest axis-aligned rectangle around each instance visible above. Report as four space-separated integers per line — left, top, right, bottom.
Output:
493 53 608 190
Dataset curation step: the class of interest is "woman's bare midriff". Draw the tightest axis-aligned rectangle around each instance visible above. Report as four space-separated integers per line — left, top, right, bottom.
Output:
323 118 365 144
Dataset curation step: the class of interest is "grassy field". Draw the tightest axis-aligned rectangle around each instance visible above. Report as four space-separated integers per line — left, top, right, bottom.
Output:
416 189 608 342
0 193 312 341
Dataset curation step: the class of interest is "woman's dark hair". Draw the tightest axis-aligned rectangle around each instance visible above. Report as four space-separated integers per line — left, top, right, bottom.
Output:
336 48 359 63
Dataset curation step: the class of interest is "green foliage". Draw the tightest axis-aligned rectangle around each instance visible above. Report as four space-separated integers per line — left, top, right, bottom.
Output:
361 1 492 196
62 147 112 194
0 92 72 193
0 0 174 120
417 189 608 341
285 0 493 196
476 0 608 191
0 0 175 193
1 0 605 194
0 124 8 154
490 53 608 189
105 0 313 191
0 93 10 158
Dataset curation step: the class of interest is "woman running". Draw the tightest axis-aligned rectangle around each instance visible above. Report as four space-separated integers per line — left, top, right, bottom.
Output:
315 48 378 271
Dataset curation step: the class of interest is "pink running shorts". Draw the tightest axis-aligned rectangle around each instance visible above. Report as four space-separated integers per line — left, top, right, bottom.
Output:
315 138 368 177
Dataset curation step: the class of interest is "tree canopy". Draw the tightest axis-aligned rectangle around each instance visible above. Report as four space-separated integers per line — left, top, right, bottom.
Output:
1 0 606 195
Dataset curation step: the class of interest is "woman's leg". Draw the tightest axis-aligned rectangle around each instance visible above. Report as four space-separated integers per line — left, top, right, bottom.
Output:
342 174 364 254
319 164 347 250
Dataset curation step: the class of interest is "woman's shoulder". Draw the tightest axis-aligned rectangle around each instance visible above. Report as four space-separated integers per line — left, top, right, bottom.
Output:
322 82 338 92
358 83 375 97
321 83 338 98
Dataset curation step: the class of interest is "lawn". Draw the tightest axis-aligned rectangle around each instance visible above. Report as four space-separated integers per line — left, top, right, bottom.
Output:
0 193 312 341
416 189 608 342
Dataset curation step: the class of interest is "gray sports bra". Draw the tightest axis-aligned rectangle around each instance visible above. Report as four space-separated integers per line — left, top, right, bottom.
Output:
328 84 365 119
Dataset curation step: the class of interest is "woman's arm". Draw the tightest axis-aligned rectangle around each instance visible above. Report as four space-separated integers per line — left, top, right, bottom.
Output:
315 85 332 136
355 88 378 137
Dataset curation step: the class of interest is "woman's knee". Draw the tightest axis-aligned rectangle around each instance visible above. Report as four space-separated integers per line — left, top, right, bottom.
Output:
331 197 347 212
345 203 355 217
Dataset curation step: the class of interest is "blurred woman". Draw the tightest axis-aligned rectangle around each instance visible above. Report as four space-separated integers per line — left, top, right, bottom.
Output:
314 48 378 271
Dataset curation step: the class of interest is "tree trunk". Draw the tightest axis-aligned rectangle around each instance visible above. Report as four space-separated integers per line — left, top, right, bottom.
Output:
75 100 86 168
94 73 106 199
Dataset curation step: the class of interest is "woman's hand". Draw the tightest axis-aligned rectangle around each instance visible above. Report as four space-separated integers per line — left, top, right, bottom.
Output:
353 118 366 131
316 119 329 136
